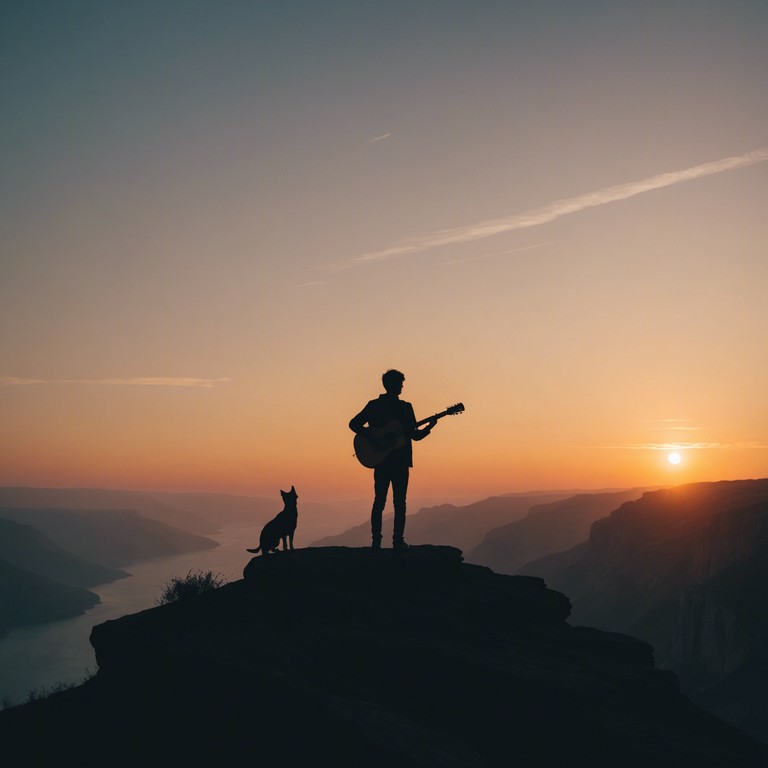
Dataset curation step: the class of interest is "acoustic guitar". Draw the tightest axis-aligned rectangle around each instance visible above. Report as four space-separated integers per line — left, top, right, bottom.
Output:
353 403 465 468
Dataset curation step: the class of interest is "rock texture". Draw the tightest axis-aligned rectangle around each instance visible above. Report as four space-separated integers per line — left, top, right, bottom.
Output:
1 546 764 765
520 479 768 742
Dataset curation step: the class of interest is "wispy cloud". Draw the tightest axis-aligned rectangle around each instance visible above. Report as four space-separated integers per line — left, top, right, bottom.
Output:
636 419 704 432
637 419 697 423
367 133 391 144
443 242 550 264
0 376 47 385
593 441 768 451
92 377 230 388
0 376 229 388
291 280 326 288
347 147 768 265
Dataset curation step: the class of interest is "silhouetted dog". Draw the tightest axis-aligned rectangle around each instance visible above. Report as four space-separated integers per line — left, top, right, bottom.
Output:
246 486 298 556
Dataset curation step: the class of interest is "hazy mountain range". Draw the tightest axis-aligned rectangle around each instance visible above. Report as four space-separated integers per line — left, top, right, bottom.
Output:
0 487 218 535
0 507 216 570
312 492 574 552
0 486 360 542
468 488 654 573
0 486 237 635
0 558 100 639
0 516 129 638
0 518 128 588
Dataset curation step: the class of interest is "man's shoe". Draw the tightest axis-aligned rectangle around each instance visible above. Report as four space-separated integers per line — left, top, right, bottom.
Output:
392 539 409 551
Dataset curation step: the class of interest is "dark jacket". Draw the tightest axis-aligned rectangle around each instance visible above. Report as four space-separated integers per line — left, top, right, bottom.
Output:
349 394 426 467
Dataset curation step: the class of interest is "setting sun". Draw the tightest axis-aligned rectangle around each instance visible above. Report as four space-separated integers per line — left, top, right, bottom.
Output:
667 452 683 466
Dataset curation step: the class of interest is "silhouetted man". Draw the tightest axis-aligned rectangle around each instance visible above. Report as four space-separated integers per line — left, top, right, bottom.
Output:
349 369 437 550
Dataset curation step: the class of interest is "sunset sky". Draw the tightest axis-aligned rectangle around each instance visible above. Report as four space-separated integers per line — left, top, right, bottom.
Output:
2 1 767 503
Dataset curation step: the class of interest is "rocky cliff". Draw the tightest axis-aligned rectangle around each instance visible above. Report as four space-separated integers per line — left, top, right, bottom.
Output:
520 479 768 742
1 546 764 766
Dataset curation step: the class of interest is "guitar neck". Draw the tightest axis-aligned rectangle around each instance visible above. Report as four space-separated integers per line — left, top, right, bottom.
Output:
415 410 451 428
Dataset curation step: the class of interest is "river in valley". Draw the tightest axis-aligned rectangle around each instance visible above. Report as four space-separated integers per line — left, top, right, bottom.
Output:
0 523 267 707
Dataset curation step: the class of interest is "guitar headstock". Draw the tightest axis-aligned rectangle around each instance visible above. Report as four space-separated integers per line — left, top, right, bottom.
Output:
446 402 465 415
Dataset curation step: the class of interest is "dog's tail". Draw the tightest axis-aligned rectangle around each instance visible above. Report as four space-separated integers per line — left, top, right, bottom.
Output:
246 546 261 554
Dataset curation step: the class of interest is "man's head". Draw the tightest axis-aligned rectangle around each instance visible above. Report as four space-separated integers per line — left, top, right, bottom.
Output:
382 369 405 396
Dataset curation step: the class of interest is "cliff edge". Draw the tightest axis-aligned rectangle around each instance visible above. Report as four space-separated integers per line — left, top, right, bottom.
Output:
1 546 764 766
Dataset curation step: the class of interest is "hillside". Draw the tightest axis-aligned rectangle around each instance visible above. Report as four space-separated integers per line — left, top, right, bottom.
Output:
0 559 99 638
0 547 764 765
468 489 649 573
0 518 128 588
520 479 768 742
0 507 217 569
312 492 571 552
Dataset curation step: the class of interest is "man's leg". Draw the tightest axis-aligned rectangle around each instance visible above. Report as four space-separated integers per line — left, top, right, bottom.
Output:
391 465 410 548
371 466 391 549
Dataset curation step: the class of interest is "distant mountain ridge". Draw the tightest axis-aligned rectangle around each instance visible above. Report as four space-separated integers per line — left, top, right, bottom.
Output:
0 518 128 588
0 505 219 636
312 492 572 552
0 507 217 569
151 490 347 544
468 488 652 573
148 491 280 526
0 486 350 544
0 487 217 534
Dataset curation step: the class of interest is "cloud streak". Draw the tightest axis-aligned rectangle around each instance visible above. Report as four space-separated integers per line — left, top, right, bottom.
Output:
349 146 768 264
636 419 704 432
367 133 391 144
443 242 550 264
291 280 327 288
0 376 229 388
596 441 768 451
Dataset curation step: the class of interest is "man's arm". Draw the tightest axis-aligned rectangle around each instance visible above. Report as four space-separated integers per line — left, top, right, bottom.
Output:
407 404 437 441
349 403 372 434
412 419 437 441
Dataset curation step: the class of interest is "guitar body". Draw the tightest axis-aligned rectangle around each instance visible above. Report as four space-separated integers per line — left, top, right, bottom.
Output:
353 402 464 468
353 421 406 468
